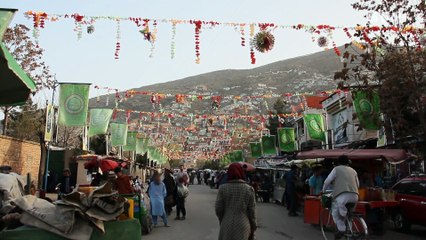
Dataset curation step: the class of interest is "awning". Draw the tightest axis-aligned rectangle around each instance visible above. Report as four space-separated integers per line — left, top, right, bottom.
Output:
297 149 414 164
0 8 36 106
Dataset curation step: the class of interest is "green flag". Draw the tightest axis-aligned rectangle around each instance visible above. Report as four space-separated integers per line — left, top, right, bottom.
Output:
136 138 148 155
233 150 244 162
250 142 262 158
304 114 326 142
110 123 127 146
123 131 137 151
278 128 296 152
58 83 90 126
88 108 113 137
353 91 380 130
261 135 276 155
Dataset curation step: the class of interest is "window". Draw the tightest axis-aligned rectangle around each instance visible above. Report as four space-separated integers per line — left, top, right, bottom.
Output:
407 181 426 197
393 181 412 194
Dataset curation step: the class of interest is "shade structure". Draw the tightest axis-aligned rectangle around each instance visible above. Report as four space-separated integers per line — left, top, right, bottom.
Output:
296 149 414 164
0 9 36 106
83 156 120 173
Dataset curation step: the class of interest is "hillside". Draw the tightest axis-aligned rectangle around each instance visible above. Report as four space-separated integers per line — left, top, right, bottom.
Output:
90 47 343 114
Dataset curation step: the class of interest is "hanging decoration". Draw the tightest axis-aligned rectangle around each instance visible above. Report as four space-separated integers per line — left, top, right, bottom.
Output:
240 24 246 47
23 11 426 65
149 20 158 58
249 24 256 64
87 25 95 34
253 31 275 53
193 20 202 64
114 20 121 59
170 21 177 59
317 36 329 47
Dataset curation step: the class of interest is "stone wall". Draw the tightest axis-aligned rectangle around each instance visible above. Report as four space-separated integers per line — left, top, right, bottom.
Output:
0 135 41 184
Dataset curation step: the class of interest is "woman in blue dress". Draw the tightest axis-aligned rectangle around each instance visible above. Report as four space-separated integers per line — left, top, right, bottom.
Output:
148 172 170 227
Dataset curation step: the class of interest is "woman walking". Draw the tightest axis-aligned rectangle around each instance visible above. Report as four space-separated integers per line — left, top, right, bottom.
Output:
215 163 257 240
148 172 170 227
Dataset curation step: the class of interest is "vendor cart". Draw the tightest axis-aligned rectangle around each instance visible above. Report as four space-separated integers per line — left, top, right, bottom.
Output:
298 149 413 235
120 193 153 235
0 219 141 240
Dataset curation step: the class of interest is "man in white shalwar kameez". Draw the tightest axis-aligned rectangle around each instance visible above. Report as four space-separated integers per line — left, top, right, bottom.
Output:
323 156 359 240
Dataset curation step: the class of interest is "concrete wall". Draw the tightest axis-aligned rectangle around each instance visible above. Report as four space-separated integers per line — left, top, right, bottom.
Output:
0 135 41 184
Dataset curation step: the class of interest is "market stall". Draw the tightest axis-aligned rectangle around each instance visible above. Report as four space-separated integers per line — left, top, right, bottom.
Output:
298 149 413 235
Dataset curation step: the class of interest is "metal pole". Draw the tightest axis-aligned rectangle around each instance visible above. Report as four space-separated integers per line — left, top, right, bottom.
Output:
44 79 58 190
105 134 109 155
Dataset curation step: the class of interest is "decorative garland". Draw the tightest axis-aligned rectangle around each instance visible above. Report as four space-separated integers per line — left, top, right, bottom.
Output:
94 84 340 103
24 11 425 64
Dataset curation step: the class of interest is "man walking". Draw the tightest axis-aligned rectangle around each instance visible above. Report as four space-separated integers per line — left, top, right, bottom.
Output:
163 168 176 216
322 156 359 240
175 165 189 220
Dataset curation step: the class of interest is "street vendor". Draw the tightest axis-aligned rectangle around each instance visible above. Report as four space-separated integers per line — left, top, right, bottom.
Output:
308 166 323 195
113 167 135 194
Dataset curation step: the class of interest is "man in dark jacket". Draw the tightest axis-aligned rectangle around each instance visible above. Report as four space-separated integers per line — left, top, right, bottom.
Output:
163 168 176 216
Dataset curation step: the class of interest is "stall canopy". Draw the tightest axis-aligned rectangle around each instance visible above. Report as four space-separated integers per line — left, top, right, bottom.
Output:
297 149 413 164
0 8 36 106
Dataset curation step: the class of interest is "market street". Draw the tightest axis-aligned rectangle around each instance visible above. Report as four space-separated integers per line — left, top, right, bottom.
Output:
144 185 426 240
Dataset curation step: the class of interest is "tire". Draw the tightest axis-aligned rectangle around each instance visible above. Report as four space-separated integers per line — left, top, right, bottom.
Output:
141 215 153 234
349 216 368 240
393 211 411 232
320 209 335 240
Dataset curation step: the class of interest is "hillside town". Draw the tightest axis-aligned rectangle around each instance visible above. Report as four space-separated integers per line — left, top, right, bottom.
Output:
0 1 425 240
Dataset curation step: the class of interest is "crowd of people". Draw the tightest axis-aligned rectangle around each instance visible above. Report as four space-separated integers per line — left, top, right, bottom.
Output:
17 154 367 240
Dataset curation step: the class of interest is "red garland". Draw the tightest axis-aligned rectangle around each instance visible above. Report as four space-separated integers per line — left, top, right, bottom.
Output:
192 20 203 63
332 41 341 56
250 48 256 64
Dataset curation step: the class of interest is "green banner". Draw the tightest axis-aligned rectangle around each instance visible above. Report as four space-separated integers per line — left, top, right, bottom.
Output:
44 104 54 142
88 108 113 137
250 142 262 158
58 83 90 126
110 123 127 146
136 138 149 155
123 131 137 151
233 150 244 162
278 128 296 152
304 114 326 142
353 91 380 130
261 135 276 155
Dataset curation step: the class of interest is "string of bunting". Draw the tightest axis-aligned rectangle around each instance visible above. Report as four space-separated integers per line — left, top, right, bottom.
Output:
94 84 343 102
111 107 302 122
24 11 425 64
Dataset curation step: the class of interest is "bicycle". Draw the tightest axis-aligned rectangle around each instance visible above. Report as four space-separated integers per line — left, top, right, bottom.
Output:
320 193 368 240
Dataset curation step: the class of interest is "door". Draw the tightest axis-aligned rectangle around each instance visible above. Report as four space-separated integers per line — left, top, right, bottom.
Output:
407 180 426 224
394 180 426 224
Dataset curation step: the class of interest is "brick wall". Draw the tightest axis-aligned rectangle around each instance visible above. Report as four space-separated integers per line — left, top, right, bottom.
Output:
0 135 41 185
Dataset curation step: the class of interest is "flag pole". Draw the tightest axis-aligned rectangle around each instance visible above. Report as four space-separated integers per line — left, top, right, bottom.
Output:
44 78 59 190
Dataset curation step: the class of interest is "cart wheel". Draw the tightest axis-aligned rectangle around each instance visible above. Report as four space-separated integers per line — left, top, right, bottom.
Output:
141 215 153 234
393 211 411 232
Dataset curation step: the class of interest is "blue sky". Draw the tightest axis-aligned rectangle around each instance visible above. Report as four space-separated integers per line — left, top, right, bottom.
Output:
2 0 366 102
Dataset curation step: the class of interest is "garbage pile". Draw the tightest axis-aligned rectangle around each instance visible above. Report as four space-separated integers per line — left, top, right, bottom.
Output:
0 182 126 240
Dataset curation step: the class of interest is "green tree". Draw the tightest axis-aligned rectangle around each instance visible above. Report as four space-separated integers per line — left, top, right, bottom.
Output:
2 24 53 187
335 0 426 141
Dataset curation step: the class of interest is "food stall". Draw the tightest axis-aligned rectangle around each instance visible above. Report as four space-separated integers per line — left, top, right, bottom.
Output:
298 149 414 235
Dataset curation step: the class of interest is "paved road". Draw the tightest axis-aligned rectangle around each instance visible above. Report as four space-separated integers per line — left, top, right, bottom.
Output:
143 185 426 240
